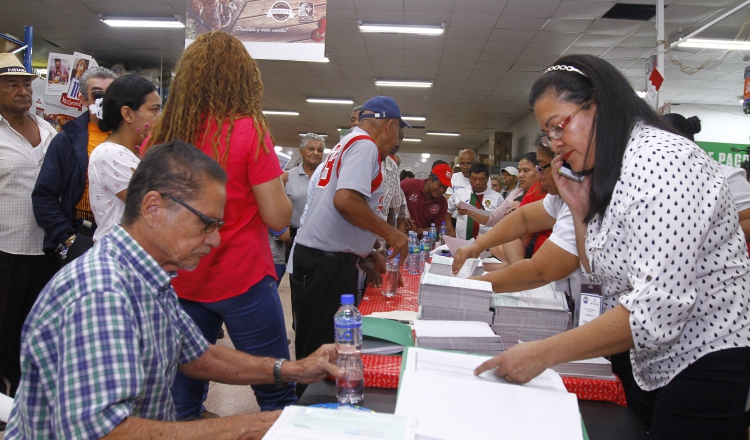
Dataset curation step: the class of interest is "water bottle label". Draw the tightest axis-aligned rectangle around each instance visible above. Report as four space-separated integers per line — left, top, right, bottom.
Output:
410 245 419 253
335 326 358 341
421 243 430 252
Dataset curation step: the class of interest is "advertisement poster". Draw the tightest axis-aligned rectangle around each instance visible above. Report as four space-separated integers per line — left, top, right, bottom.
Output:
185 0 327 61
37 52 96 131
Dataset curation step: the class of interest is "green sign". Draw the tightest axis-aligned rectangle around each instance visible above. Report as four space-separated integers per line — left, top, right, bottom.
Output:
696 141 749 167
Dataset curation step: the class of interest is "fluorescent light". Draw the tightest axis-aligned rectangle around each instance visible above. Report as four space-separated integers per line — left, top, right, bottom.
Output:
287 150 294 156
420 158 427 162
292 57 330 63
298 133 328 137
274 146 282 152
324 148 332 154
426 131 460 137
636 90 647 98
375 79 432 88
402 116 426 121
262 110 299 116
402 138 421 142
99 14 184 28
306 97 354 105
358 21 444 36
677 38 750 51
421 153 431 158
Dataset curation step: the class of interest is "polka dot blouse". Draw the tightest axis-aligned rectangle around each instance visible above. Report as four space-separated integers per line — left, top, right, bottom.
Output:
583 121 750 391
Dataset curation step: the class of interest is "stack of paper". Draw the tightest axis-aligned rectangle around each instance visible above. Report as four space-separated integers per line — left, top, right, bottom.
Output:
414 320 504 356
395 348 583 440
551 356 617 380
418 272 495 324
490 284 571 348
428 255 482 278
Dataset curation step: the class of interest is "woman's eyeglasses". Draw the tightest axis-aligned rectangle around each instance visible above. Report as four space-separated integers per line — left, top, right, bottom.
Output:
161 193 224 234
540 101 588 147
535 163 551 174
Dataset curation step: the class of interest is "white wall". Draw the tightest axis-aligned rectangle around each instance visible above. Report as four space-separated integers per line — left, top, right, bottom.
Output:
398 152 457 178
669 104 750 145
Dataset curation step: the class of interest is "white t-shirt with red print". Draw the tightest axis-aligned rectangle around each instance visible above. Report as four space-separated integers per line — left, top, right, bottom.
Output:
88 141 140 242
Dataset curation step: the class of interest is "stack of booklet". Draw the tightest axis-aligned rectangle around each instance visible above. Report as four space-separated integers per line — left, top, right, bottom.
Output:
550 356 616 380
417 269 495 324
490 283 571 348
414 320 504 356
428 255 483 278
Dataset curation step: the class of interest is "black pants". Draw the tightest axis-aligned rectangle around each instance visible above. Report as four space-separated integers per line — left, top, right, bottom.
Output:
290 244 358 397
56 222 96 268
0 251 57 396
626 347 750 440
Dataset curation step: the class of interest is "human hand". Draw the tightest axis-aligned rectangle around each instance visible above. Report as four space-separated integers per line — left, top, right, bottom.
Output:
456 208 469 216
473 340 550 384
551 155 591 218
358 256 383 287
290 344 342 384
452 244 482 274
388 229 409 266
239 411 282 440
402 218 416 232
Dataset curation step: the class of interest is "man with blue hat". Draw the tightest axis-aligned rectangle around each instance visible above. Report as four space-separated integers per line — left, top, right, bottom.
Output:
291 95 409 395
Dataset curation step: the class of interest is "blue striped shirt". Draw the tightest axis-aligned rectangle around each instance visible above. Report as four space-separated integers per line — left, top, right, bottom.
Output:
6 225 209 439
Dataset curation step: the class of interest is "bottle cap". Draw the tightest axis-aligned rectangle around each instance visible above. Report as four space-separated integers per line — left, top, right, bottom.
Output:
341 294 355 305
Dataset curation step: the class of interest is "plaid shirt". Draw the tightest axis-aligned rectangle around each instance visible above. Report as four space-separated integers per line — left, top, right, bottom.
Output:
5 225 209 439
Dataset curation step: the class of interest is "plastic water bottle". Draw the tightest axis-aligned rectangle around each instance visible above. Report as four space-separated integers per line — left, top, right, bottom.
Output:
408 233 421 275
334 294 364 404
428 223 437 250
439 222 447 245
420 231 430 271
381 255 400 298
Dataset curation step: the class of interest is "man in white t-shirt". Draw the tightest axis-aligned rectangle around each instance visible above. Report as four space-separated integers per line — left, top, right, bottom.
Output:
447 163 502 240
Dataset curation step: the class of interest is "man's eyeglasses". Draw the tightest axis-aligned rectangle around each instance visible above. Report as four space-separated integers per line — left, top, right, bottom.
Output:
540 101 588 148
161 193 224 234
536 163 551 174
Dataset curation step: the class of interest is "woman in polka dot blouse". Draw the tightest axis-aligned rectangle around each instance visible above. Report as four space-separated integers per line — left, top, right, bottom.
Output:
475 54 750 440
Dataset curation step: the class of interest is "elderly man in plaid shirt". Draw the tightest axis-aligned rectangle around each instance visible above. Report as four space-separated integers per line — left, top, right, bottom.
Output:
5 140 341 440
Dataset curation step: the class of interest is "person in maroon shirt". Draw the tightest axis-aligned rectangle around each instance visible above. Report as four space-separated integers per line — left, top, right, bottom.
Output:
400 164 455 236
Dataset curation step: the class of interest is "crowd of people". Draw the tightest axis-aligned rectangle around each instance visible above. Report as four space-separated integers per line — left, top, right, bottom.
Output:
1 30 750 440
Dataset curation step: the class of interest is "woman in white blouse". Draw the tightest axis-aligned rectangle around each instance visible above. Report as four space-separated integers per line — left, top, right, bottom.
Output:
475 55 750 440
88 74 161 242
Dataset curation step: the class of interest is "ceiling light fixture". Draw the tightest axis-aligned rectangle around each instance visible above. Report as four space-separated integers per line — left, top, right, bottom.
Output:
262 110 299 116
426 131 460 137
402 138 422 142
287 150 294 156
420 158 427 162
99 14 185 28
358 21 445 36
421 153 431 158
324 148 332 153
298 133 328 137
676 38 750 51
375 80 432 88
274 146 283 152
635 90 647 98
402 116 426 121
306 97 354 105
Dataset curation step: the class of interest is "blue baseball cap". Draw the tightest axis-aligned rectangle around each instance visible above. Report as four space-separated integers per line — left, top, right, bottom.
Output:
358 96 412 128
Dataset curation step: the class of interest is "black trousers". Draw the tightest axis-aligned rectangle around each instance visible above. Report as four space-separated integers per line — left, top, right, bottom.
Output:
290 244 358 396
56 221 96 268
0 251 57 396
626 347 750 440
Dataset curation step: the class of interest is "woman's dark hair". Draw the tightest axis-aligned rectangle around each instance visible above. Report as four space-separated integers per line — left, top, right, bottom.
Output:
432 159 449 168
98 74 158 132
662 113 701 142
528 54 678 222
519 152 537 165
469 163 489 177
400 170 415 181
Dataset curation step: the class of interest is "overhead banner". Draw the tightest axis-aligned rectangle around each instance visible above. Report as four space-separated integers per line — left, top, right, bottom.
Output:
186 0 327 61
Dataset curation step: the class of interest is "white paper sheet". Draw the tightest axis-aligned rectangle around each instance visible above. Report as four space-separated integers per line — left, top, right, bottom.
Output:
442 235 491 259
457 201 488 216
262 405 418 440
414 320 496 338
421 273 493 292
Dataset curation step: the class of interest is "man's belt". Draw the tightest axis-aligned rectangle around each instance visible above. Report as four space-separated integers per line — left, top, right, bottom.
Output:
295 244 360 264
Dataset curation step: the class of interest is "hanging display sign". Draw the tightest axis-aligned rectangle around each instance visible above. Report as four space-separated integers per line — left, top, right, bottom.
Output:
645 55 664 110
37 52 96 130
185 0 327 61
743 66 750 115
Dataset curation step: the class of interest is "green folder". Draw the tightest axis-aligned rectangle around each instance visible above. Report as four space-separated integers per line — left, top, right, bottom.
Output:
361 317 414 351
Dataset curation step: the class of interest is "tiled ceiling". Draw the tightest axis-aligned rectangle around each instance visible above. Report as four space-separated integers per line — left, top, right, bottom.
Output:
1 0 749 155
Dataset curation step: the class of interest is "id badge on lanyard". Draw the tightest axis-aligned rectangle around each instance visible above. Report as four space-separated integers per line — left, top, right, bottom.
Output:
576 283 603 327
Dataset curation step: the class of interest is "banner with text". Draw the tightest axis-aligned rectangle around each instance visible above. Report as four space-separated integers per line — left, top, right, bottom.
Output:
697 141 749 168
186 0 327 61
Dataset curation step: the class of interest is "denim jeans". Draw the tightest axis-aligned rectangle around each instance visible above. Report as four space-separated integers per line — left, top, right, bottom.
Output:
170 275 296 419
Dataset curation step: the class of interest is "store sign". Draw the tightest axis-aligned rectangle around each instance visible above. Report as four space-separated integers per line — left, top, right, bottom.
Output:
697 141 749 167
645 55 663 110
36 52 96 131
185 0 327 61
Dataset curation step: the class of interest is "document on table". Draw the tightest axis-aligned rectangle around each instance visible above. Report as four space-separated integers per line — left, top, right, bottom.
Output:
421 273 493 292
442 235 491 259
457 201 487 216
413 320 497 339
395 348 582 440
262 405 418 440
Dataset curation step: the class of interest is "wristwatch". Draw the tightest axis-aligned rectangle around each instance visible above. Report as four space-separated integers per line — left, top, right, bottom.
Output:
65 234 77 248
273 358 287 388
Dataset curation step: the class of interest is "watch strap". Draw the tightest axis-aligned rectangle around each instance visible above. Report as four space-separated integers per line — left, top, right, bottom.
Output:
273 358 287 388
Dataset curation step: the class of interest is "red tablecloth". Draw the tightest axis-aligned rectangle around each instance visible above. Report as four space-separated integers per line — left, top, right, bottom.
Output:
358 268 628 406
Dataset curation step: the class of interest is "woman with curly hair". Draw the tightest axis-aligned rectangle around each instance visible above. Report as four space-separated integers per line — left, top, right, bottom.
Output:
143 30 294 418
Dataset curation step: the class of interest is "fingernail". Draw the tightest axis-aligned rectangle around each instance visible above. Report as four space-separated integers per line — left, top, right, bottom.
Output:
145 123 149 128
136 128 141 133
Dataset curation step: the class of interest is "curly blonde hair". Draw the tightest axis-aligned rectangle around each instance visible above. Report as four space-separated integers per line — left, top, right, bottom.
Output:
144 31 270 166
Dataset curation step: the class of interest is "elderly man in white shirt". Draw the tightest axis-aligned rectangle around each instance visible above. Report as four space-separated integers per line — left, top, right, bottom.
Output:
447 162 502 240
